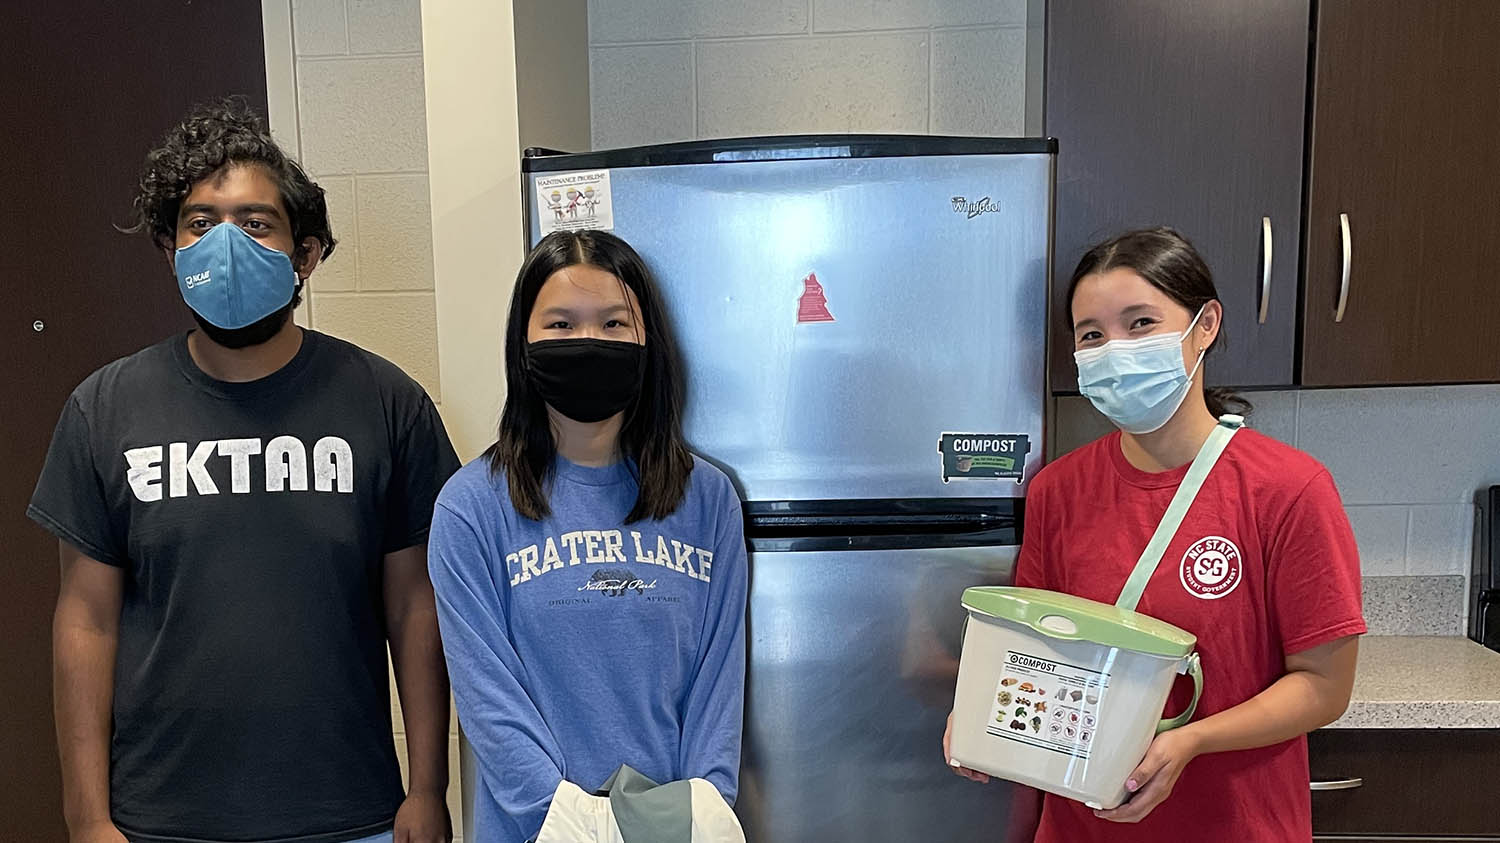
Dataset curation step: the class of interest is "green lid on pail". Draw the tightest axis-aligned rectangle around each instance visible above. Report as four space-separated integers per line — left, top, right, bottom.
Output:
962 586 1196 659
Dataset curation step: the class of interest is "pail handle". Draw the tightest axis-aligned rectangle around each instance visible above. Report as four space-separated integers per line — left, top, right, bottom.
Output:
1156 653 1203 733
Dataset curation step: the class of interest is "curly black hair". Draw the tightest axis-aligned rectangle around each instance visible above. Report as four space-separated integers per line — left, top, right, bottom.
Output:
127 97 335 262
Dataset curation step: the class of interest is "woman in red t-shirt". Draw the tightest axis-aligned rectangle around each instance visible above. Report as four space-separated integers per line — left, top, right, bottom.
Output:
943 228 1365 842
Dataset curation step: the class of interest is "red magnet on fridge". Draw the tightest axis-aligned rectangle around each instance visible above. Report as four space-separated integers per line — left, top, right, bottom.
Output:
796 272 835 323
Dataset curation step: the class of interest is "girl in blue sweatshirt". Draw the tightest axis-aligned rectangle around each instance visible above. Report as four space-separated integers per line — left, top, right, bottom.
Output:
428 230 748 843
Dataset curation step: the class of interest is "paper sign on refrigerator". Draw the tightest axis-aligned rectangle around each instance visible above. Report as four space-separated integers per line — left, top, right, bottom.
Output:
536 170 614 235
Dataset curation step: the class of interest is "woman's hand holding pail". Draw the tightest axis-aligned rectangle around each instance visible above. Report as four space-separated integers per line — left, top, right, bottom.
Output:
942 711 990 784
1091 726 1202 824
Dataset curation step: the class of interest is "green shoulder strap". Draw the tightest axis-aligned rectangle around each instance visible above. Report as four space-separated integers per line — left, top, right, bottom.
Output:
1115 414 1244 612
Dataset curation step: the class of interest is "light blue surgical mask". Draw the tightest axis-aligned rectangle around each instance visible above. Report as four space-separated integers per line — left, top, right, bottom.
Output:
174 222 298 329
1074 306 1206 434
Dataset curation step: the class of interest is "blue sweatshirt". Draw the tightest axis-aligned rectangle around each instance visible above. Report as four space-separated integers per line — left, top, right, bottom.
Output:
428 455 748 843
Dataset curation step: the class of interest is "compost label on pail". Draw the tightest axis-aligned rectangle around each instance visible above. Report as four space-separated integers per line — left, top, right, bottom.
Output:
987 651 1110 759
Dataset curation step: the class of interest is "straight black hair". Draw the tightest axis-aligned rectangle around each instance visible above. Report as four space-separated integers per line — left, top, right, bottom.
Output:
485 230 693 523
1066 227 1252 418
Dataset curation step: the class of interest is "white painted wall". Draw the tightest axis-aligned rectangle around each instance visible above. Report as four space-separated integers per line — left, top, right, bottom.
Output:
291 0 442 401
420 0 525 465
586 0 1037 149
514 0 592 152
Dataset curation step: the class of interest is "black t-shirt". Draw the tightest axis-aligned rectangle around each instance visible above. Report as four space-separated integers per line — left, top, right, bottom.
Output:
28 330 460 843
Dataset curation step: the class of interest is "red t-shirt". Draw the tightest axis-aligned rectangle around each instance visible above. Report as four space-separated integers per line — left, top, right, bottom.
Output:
1013 428 1366 843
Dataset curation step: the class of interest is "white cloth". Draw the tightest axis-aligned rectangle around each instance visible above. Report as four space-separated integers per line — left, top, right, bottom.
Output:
535 778 744 843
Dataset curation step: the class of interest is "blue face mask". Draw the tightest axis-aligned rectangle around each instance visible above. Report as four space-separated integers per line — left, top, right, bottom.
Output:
1074 306 1206 435
174 222 299 329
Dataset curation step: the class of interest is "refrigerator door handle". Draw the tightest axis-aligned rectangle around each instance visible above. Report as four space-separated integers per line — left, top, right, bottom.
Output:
751 512 1007 531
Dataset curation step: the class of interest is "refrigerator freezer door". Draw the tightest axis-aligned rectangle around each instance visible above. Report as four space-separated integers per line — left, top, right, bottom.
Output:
525 152 1051 501
738 543 1020 841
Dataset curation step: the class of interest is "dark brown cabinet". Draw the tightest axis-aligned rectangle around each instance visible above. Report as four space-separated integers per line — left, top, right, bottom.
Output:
1310 729 1500 839
1045 0 1310 392
1301 0 1500 386
1047 0 1500 391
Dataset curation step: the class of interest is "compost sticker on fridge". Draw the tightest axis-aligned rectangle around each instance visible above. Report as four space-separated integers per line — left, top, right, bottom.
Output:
987 651 1109 759
938 433 1029 483
536 170 614 234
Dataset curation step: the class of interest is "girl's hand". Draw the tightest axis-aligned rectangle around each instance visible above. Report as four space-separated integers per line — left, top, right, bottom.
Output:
942 711 990 783
1094 727 1201 823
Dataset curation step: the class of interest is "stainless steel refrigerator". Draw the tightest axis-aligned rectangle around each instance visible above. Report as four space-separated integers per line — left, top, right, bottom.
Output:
521 135 1054 841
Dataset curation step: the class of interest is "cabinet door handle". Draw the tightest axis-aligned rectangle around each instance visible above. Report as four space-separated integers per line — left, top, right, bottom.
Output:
1259 216 1273 325
1310 777 1363 791
1334 212 1352 323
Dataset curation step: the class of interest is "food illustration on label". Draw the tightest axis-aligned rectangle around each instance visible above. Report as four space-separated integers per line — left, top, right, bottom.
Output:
988 651 1111 760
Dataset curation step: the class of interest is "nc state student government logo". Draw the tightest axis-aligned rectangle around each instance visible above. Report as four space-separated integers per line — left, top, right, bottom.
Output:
1179 536 1243 600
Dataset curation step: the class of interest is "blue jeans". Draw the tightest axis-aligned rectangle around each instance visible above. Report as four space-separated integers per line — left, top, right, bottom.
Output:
347 833 394 843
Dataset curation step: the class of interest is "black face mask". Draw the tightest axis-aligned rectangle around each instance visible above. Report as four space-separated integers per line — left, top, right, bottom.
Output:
526 338 646 423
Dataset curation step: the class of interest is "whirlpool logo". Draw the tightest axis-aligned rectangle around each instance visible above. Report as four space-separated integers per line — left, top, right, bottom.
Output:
951 196 1001 219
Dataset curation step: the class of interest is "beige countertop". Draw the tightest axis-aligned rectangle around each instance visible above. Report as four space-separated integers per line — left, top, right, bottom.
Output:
1327 636 1500 729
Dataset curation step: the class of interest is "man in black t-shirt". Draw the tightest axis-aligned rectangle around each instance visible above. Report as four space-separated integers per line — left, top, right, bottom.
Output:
29 100 460 843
